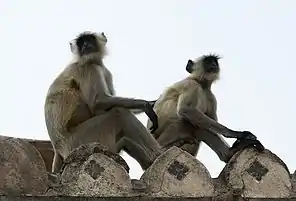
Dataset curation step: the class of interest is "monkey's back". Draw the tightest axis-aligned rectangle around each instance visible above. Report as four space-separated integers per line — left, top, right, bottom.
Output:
149 78 214 135
44 65 92 142
149 80 186 135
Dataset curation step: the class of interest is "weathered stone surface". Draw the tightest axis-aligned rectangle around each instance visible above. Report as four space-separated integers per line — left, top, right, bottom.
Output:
291 171 296 197
0 196 292 201
0 135 48 195
131 179 148 194
219 148 291 198
26 139 54 172
48 142 133 197
140 146 215 197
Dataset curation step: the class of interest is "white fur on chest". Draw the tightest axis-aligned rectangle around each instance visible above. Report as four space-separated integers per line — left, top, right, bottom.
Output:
197 89 215 114
94 65 112 96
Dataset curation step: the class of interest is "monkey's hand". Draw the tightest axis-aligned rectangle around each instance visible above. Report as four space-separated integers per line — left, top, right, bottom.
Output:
231 138 265 153
144 101 158 133
237 131 257 141
225 138 265 162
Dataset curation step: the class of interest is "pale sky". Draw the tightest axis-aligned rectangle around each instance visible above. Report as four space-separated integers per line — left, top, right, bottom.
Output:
1 0 295 179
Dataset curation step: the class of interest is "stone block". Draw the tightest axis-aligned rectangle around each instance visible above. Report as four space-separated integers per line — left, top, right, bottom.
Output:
140 146 215 197
0 135 48 195
49 142 133 197
219 148 291 198
27 139 54 172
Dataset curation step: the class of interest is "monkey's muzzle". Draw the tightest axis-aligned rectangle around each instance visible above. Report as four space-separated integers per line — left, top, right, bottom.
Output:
81 42 97 55
205 64 219 73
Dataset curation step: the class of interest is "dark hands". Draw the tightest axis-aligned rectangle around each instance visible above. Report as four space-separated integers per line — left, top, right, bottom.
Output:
241 131 257 141
231 138 265 153
144 101 158 133
231 130 264 151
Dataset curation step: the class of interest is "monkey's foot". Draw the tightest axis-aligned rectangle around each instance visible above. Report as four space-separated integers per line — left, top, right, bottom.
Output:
219 148 291 198
140 146 215 197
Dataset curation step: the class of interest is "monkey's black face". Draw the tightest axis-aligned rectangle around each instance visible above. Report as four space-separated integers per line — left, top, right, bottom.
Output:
202 55 220 73
76 34 99 56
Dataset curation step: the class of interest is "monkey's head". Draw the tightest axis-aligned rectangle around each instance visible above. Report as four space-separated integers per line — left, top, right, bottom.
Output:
70 31 108 61
186 54 221 82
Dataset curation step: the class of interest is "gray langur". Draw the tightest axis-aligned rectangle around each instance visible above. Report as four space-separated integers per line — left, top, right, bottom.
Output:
147 54 264 162
44 31 162 173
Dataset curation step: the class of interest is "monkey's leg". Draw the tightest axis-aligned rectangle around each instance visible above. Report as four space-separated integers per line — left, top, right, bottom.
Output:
178 106 257 140
155 119 201 156
69 108 162 170
113 108 163 170
116 137 157 169
66 108 123 154
52 151 63 173
195 130 231 162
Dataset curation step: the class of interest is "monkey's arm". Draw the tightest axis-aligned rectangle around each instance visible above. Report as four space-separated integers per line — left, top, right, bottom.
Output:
95 96 150 111
77 72 149 112
78 73 158 131
96 95 159 132
104 68 115 96
130 100 158 114
176 85 256 140
104 68 155 115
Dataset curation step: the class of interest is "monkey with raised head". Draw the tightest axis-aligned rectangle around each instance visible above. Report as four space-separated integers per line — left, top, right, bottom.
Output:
147 54 264 162
44 31 163 173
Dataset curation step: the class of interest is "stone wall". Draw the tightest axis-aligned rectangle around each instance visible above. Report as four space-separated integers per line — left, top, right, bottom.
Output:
0 135 295 201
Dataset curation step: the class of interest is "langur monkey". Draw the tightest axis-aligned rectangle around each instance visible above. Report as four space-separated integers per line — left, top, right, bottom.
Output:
44 31 162 173
147 54 264 162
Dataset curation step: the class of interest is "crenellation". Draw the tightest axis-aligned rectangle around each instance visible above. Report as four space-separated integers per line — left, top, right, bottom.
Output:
0 135 294 200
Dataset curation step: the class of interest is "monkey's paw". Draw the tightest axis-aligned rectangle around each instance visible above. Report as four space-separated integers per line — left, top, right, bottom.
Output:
231 138 265 153
240 131 257 141
149 125 158 134
144 101 158 133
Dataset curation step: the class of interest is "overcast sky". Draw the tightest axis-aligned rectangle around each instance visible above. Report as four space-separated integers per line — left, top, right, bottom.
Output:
1 0 295 179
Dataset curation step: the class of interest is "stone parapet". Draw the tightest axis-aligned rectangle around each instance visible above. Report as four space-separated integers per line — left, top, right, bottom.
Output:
0 135 294 200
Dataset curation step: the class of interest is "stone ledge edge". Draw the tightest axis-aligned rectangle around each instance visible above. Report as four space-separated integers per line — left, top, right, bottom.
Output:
1 196 296 201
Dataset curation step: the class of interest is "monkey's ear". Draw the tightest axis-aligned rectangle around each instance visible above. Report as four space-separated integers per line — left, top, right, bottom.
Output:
98 32 108 44
101 32 107 40
69 42 74 53
186 59 194 73
69 41 78 54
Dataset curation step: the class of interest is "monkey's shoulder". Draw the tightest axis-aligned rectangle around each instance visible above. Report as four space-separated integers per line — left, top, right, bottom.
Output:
45 68 92 130
45 67 83 102
173 79 202 93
